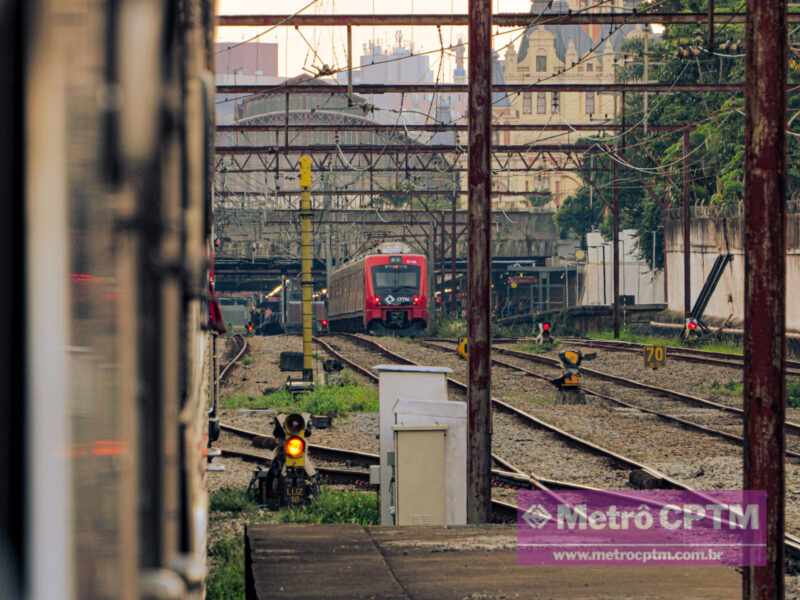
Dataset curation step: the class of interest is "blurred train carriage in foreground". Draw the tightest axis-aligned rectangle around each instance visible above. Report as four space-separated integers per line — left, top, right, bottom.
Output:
2 1 217 598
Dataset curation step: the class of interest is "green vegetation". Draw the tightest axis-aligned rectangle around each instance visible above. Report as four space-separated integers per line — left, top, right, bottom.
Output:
207 536 246 600
555 1 800 268
241 354 254 366
210 487 257 513
789 382 800 409
709 380 743 397
222 383 378 415
281 489 379 526
430 317 467 339
206 488 379 599
516 341 559 354
586 328 743 355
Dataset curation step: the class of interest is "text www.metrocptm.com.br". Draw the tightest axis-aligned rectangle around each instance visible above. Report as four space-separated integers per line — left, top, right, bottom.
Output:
545 547 739 563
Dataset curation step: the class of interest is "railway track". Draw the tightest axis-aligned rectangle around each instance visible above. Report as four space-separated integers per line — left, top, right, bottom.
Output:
482 342 800 436
555 336 800 376
320 333 800 557
428 335 800 375
217 334 248 385
418 339 800 459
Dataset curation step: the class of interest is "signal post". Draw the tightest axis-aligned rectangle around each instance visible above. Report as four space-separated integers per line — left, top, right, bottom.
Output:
299 155 314 382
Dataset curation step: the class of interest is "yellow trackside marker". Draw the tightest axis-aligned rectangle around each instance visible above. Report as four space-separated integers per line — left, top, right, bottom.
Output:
457 336 468 360
644 344 667 370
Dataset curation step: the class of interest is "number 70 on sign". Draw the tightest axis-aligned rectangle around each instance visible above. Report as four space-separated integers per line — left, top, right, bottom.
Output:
644 345 667 370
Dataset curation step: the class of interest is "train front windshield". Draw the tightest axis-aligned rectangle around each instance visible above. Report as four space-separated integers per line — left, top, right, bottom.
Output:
372 264 421 295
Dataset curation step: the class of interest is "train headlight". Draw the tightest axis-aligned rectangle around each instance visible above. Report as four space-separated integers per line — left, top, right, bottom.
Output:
284 436 305 459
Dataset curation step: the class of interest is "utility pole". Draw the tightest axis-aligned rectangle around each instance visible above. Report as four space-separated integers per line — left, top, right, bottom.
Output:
299 155 314 382
643 27 649 135
612 92 624 338
743 1 787 598
682 131 691 318
451 172 458 317
467 0 492 523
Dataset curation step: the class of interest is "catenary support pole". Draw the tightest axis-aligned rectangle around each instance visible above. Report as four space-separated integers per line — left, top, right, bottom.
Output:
743 1 787 598
467 0 492 523
682 130 691 317
299 155 314 381
612 92 624 338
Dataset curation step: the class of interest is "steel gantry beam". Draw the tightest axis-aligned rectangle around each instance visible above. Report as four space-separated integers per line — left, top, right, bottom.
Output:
214 147 592 176
216 123 685 133
216 189 557 197
215 143 594 154
216 12 800 26
216 82 746 95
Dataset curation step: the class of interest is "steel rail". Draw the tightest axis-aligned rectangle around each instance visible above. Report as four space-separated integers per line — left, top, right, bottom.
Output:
419 339 800 460
218 447 373 485
221 414 525 521
216 334 247 385
311 336 556 487
555 336 800 375
489 344 800 435
329 333 800 557
220 422 379 467
217 12 800 27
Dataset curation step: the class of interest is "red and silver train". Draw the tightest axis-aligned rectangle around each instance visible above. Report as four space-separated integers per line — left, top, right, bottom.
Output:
327 243 428 335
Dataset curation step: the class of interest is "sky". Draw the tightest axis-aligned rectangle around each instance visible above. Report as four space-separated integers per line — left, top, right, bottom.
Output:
216 0 537 81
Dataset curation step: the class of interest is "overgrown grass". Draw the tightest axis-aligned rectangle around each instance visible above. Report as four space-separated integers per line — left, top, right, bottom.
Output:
789 382 800 409
709 380 744 397
207 536 246 600
281 489 379 526
587 328 743 355
222 383 379 415
516 341 559 354
429 317 467 338
210 487 258 513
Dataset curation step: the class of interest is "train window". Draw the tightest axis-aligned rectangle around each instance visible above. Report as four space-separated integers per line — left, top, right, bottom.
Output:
372 264 420 292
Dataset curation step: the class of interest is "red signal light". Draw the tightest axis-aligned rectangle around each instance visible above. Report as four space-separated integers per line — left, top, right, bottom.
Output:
321 319 329 327
542 322 551 332
687 320 698 331
412 295 422 305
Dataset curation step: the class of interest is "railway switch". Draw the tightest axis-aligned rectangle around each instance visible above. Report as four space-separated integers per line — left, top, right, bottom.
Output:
534 321 554 345
551 350 596 404
457 336 468 359
682 317 703 344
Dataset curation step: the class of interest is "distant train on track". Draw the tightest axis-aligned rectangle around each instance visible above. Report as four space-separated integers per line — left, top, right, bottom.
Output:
327 242 428 335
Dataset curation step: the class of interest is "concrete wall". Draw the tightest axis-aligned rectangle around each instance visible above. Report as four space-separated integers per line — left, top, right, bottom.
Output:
580 230 665 306
665 208 800 331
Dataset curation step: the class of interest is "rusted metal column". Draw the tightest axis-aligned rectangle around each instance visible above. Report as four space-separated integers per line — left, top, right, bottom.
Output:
743 1 787 598
467 0 493 523
682 131 691 317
